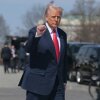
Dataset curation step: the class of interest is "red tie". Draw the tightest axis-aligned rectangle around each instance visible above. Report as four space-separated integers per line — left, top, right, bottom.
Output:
52 29 60 61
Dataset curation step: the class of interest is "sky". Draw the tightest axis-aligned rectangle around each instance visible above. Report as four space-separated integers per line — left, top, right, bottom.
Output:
0 0 99 33
0 0 76 33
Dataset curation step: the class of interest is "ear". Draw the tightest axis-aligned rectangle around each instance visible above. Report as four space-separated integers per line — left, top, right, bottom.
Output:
45 17 47 22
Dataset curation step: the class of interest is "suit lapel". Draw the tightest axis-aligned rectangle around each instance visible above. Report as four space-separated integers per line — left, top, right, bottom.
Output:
58 36 64 62
43 29 57 60
43 28 65 63
57 28 65 63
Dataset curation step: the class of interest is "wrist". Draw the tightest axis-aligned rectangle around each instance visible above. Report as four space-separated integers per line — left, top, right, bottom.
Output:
35 32 42 37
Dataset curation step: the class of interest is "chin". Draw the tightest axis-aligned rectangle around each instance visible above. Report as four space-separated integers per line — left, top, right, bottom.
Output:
53 25 57 28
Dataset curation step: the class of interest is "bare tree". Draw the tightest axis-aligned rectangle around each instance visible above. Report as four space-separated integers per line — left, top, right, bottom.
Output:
70 0 100 43
19 3 68 37
92 2 100 43
22 4 46 31
0 15 10 43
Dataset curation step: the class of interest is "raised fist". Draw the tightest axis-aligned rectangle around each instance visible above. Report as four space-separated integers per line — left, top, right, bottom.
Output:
36 25 46 36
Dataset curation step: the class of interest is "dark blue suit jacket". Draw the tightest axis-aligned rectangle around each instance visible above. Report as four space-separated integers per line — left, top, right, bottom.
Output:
19 26 68 95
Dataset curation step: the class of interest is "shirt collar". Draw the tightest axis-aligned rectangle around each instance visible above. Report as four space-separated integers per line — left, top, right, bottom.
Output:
46 23 57 34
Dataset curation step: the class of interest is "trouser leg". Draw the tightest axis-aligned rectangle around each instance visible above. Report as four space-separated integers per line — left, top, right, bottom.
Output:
26 91 48 100
26 77 65 100
49 77 65 100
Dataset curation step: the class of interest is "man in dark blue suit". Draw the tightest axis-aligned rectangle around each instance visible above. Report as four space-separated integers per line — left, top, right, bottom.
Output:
19 3 68 100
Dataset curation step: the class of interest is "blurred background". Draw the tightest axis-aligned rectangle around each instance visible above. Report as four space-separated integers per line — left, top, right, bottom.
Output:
0 0 100 100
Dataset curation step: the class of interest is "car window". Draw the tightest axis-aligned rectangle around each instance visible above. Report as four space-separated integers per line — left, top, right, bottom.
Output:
68 43 85 57
77 47 87 56
96 47 100 59
76 46 88 61
86 48 97 59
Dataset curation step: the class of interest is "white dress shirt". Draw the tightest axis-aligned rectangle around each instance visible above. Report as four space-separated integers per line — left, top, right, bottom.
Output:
46 23 61 50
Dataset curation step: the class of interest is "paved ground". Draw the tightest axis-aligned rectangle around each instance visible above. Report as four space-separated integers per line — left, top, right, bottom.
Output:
0 65 23 88
0 65 98 100
0 65 92 90
0 65 26 100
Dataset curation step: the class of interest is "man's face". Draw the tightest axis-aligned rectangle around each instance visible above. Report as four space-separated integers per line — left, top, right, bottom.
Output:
46 8 62 29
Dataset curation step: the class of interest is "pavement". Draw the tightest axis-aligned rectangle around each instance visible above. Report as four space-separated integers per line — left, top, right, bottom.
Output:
0 64 95 90
0 65 23 88
0 65 98 100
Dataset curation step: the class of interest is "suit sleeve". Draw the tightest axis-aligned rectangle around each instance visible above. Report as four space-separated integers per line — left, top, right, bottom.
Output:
25 27 41 53
63 33 69 83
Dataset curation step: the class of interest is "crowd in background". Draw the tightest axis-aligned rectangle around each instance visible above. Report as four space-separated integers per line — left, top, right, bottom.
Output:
0 43 29 73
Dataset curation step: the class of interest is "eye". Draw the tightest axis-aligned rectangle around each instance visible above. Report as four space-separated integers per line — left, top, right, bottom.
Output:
52 16 56 18
51 16 61 19
57 16 61 19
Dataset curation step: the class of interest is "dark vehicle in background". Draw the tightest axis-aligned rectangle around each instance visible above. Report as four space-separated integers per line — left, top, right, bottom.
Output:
67 42 97 82
67 42 86 58
71 44 100 84
67 42 96 58
11 36 29 70
11 36 27 50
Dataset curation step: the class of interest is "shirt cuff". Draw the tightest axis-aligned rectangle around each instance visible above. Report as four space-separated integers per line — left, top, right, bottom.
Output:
35 32 42 37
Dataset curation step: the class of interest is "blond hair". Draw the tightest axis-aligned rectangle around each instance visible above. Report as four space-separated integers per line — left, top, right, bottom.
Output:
44 3 63 16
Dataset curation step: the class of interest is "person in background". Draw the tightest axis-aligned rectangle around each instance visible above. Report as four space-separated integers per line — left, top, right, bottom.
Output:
19 3 69 100
1 43 12 73
17 43 26 71
10 45 17 73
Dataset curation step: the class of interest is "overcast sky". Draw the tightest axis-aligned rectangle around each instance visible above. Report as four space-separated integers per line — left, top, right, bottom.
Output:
0 0 99 33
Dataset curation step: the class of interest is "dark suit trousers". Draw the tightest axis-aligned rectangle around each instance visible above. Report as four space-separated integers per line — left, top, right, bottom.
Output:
26 77 65 100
